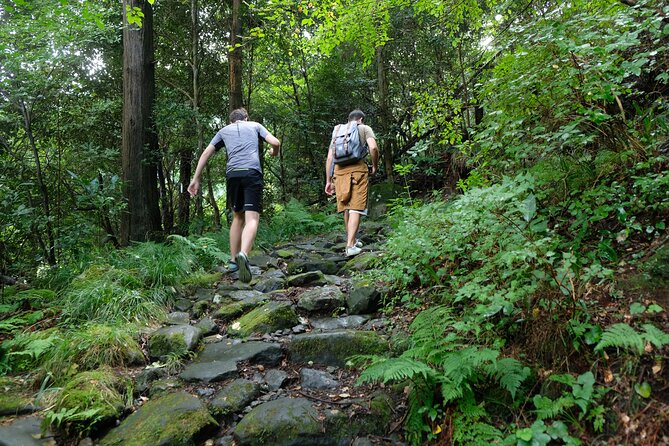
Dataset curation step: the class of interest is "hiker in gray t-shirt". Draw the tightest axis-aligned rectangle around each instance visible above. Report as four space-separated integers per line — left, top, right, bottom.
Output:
188 108 280 283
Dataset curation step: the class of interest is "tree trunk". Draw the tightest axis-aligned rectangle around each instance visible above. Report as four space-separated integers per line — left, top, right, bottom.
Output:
376 46 394 182
121 0 162 245
229 0 243 111
22 102 56 264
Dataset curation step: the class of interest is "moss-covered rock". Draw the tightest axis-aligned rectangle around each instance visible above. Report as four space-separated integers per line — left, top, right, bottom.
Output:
275 249 297 259
147 325 202 360
212 294 267 322
233 397 324 446
228 301 299 338
49 368 126 436
288 331 389 366
209 379 260 416
346 278 381 315
339 252 380 275
0 377 37 416
286 271 326 287
99 391 217 446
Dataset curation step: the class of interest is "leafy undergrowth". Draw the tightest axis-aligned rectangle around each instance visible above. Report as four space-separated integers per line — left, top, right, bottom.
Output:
0 199 342 442
357 159 669 445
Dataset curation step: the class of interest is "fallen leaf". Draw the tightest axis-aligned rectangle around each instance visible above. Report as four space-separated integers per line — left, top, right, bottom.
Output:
604 369 614 383
652 364 662 374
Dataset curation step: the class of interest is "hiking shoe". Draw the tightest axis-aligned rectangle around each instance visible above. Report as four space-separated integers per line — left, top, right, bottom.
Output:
227 261 239 273
345 245 362 257
235 251 252 283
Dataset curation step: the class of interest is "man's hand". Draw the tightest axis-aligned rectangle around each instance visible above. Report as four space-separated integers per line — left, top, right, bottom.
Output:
325 181 334 196
187 180 200 197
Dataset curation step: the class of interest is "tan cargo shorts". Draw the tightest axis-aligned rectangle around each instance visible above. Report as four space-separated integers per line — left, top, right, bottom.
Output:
333 167 368 213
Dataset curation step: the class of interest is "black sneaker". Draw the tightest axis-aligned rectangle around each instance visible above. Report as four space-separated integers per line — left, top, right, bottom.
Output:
235 251 252 283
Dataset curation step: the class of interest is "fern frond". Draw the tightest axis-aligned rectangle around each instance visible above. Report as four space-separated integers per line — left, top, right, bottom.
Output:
594 323 645 354
484 357 531 399
533 394 576 420
358 357 436 385
641 324 669 349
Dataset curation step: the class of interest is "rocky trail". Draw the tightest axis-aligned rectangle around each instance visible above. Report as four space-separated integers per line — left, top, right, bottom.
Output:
0 222 408 446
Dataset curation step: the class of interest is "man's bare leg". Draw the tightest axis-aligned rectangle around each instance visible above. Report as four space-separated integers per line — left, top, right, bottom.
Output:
241 210 260 255
346 211 361 248
230 211 245 258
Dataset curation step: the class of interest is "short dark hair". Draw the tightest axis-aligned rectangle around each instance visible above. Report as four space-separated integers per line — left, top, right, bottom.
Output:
229 107 249 123
348 109 365 122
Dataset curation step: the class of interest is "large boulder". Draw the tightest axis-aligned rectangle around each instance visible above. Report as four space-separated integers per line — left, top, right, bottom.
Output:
181 341 282 383
297 286 345 312
99 392 217 446
346 278 382 315
233 398 336 446
287 331 388 366
228 301 299 337
0 416 54 446
147 324 202 360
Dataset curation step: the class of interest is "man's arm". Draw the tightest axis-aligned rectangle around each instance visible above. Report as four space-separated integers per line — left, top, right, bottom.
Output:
265 133 281 157
324 147 335 196
367 136 379 175
187 144 216 197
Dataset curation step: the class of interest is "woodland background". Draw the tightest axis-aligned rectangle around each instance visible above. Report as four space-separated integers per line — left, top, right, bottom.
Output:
1 0 669 444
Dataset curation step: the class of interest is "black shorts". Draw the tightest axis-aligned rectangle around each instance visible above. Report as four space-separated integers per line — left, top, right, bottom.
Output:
226 169 263 213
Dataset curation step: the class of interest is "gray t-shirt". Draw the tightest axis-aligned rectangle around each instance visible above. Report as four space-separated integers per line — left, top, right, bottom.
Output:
210 121 270 174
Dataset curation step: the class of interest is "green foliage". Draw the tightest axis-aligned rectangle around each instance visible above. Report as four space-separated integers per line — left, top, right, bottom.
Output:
357 306 531 444
1 323 142 383
594 323 669 355
61 264 168 325
257 199 340 246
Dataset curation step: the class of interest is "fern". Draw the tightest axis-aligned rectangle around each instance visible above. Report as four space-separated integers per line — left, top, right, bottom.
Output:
358 357 436 384
533 394 576 420
452 397 503 446
484 357 531 399
595 322 669 354
641 323 669 349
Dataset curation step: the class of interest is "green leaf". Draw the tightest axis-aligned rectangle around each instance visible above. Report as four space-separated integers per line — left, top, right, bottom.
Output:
647 304 663 314
516 428 533 441
634 382 651 398
523 194 537 222
630 302 646 315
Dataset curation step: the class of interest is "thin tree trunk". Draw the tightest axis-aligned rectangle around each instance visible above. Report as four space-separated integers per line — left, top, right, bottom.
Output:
229 0 243 111
21 102 56 264
376 46 394 182
121 0 162 245
205 165 221 229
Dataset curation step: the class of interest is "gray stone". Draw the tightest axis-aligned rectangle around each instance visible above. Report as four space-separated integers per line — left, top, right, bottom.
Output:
135 367 168 394
0 416 54 446
287 259 339 275
193 287 216 301
147 324 202 359
191 299 212 318
248 255 278 269
210 379 260 416
300 368 339 389
166 311 190 325
261 269 287 279
233 398 326 446
297 286 345 312
253 277 285 293
264 369 288 391
324 275 346 286
212 296 267 322
288 330 389 367
147 378 181 397
99 392 217 446
346 280 381 315
174 298 192 312
229 290 266 302
339 252 380 275
228 301 299 337
181 341 282 383
310 315 370 331
286 271 326 287
195 317 219 336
